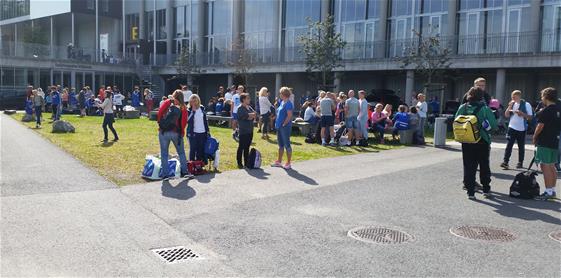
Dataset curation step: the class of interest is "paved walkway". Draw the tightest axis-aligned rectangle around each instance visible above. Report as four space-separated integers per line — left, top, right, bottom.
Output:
1 113 560 276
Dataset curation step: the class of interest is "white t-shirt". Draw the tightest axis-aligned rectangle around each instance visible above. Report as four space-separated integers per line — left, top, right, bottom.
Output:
232 94 241 114
224 92 233 101
259 96 272 115
113 93 124 106
508 101 533 131
416 101 428 118
304 106 315 121
193 108 206 133
182 90 193 103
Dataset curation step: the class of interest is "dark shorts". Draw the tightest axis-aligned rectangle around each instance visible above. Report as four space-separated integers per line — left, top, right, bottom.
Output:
320 115 334 127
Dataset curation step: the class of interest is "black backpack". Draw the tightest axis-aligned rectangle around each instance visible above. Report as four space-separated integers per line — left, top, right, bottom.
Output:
159 106 180 133
509 158 540 199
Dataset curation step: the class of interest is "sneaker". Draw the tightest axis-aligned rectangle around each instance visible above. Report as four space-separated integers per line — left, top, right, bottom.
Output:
516 162 523 169
181 173 194 179
500 162 509 169
237 164 244 169
271 161 282 167
282 163 292 170
321 142 327 146
112 138 119 142
468 195 476 200
535 191 556 200
330 142 337 147
101 139 108 143
474 182 483 191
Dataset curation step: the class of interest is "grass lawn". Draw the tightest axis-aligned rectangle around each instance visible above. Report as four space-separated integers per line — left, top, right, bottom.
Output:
11 112 402 186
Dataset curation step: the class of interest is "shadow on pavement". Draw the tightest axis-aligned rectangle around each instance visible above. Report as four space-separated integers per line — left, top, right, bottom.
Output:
245 168 270 180
491 172 516 180
161 180 196 200
196 172 216 184
285 168 318 185
435 145 462 152
476 191 561 225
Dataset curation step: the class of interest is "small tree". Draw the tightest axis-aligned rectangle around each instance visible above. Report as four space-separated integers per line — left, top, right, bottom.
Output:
228 37 254 86
399 29 452 91
175 45 200 86
299 15 346 90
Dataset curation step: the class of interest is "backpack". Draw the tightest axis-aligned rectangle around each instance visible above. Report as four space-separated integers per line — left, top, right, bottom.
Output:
453 104 483 143
159 106 180 133
247 148 262 169
518 99 529 130
509 158 540 199
204 137 219 156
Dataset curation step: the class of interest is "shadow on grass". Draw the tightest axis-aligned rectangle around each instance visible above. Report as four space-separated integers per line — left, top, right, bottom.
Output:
161 180 196 200
285 168 318 185
245 168 270 180
100 141 115 147
475 191 561 225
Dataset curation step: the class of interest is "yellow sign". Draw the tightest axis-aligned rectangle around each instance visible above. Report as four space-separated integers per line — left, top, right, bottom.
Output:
132 26 138 40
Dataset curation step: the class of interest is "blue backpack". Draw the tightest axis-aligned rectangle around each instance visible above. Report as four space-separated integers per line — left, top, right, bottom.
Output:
204 136 219 156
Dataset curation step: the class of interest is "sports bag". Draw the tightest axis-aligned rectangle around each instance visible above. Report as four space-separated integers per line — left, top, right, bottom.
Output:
188 160 207 175
453 105 483 143
509 158 540 199
141 155 162 180
158 158 181 179
247 148 262 169
204 136 219 156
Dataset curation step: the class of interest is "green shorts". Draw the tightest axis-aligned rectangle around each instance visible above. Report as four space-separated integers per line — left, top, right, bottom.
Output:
535 146 559 165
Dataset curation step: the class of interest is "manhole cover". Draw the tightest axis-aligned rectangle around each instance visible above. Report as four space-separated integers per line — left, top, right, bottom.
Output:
450 225 516 242
548 230 561 243
348 226 414 244
151 246 200 264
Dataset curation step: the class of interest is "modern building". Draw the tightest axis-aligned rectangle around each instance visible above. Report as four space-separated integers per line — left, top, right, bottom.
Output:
1 0 561 109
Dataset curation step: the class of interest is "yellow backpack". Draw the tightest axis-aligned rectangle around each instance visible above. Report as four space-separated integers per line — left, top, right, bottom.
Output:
453 105 483 144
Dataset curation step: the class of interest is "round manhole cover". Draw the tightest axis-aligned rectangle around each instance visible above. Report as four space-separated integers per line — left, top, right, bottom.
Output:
548 230 561 243
348 226 414 244
450 225 516 242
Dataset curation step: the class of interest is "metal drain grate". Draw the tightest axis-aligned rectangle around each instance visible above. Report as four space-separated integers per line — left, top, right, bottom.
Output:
548 230 561 243
450 225 516 242
348 226 414 244
151 246 200 263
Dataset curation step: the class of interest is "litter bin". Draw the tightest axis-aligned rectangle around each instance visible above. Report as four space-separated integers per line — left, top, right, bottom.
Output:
434 117 447 146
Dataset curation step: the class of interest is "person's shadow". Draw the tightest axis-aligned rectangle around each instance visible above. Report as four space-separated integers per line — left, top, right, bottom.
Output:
475 191 561 225
196 172 216 184
161 180 196 200
285 168 318 185
245 168 271 180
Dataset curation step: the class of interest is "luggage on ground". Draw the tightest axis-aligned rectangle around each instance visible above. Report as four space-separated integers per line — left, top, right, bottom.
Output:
141 155 181 180
247 148 262 169
188 160 207 175
509 158 540 199
453 105 483 143
205 136 219 156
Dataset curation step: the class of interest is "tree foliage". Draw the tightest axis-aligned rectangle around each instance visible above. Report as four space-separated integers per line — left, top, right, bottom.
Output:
298 15 346 90
228 37 254 86
175 45 200 85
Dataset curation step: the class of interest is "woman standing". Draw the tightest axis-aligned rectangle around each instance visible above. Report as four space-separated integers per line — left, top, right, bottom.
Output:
237 93 256 168
187 94 210 164
97 91 119 143
32 89 44 128
78 87 86 117
157 90 193 180
144 88 154 112
258 87 272 139
271 87 294 169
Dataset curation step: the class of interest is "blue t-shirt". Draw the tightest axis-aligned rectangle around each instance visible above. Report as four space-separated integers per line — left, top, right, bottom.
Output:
52 91 61 105
275 100 293 129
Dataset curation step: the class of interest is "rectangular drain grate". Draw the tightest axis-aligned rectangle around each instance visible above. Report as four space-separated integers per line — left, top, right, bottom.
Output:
151 246 200 264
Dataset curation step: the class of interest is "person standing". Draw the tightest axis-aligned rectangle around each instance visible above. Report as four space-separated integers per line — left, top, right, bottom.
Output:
357 90 369 142
501 90 533 169
32 89 44 128
231 85 243 140
113 90 125 118
271 87 294 170
157 90 193 180
344 90 360 145
78 87 86 117
415 93 428 137
533 87 560 200
320 92 336 146
456 87 497 200
61 88 69 109
182 85 193 104
187 94 210 164
144 88 154 112
236 93 256 168
462 77 491 105
131 86 141 109
51 86 62 121
258 87 273 139
97 91 119 143
224 85 235 101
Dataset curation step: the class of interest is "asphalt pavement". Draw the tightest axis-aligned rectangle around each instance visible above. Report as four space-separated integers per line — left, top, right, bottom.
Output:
1 113 560 277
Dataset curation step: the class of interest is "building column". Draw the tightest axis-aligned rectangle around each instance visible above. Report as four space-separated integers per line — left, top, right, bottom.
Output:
196 0 205 54
50 69 54 85
71 13 75 46
321 0 330 21
71 71 76 89
227 74 234 87
139 0 145 40
50 17 54 59
122 0 126 58
495 69 506 104
232 0 243 46
275 73 282 98
22 69 28 86
153 0 157 66
376 0 389 58
95 0 99 62
405 70 415 106
272 0 281 61
447 0 458 54
165 0 173 64
334 73 341 93
529 0 541 53
14 23 17 56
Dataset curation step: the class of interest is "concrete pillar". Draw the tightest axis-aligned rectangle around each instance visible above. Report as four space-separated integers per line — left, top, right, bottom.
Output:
95 0 99 62
14 23 17 56
50 69 53 85
232 0 243 46
227 74 234 87
495 69 506 104
447 0 458 54
71 13 75 46
275 73 282 98
153 0 156 66
405 70 415 106
71 71 76 89
376 0 389 58
529 0 541 53
50 16 54 59
321 0 330 21
334 73 341 93
165 0 173 64
122 0 126 58
139 0 145 40
272 0 281 61
196 0 205 54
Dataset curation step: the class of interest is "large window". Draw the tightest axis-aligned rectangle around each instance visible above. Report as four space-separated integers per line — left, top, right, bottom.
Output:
244 0 277 62
126 13 140 41
283 0 321 62
541 0 561 52
173 0 200 62
335 0 381 59
156 9 166 40
0 0 30 20
206 0 232 65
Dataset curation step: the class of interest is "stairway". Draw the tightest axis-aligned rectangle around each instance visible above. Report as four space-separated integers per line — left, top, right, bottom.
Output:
135 64 162 100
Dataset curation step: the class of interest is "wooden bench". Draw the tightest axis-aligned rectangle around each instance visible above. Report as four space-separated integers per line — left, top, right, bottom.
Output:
207 114 233 127
292 121 313 136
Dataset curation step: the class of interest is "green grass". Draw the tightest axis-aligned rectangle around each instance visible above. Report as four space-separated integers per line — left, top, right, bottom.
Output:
12 112 402 186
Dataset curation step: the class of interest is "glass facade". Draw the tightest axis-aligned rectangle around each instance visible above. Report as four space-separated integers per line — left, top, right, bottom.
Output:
335 0 381 59
0 0 29 21
206 0 232 64
541 0 561 52
283 0 321 61
244 0 277 62
173 0 200 55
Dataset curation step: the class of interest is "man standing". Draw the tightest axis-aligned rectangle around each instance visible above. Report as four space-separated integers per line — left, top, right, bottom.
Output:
320 92 336 146
51 86 62 121
462 77 491 105
416 93 428 137
533 87 560 200
182 85 193 104
501 90 533 169
357 90 369 143
344 90 360 145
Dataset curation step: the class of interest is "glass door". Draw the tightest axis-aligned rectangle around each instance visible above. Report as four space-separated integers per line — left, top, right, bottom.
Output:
365 21 376 58
392 18 407 56
506 8 521 53
464 12 480 54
